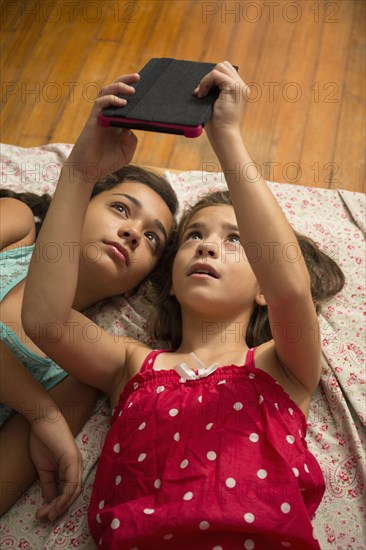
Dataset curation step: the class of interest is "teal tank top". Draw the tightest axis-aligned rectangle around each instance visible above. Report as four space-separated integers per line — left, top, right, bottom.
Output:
0 245 67 426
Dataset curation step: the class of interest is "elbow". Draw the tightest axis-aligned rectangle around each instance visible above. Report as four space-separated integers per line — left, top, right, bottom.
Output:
286 274 312 303
269 269 312 309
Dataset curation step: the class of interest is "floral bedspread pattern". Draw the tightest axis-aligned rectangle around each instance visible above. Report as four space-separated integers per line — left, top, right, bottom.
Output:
0 144 364 549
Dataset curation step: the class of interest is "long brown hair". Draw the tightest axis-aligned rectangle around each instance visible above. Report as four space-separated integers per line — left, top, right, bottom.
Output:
145 189 345 348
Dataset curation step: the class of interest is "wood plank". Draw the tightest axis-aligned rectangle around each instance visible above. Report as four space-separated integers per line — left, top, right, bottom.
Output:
50 40 123 144
300 1 355 189
96 0 156 43
19 5 101 142
262 5 325 186
54 1 176 149
122 0 193 168
0 1 48 106
134 0 213 169
0 0 364 192
1 1 89 141
238 6 299 180
1 0 30 30
333 0 366 191
168 2 264 172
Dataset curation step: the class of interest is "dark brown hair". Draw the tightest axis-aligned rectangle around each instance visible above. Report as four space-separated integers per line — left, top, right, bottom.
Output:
0 165 179 237
145 189 345 348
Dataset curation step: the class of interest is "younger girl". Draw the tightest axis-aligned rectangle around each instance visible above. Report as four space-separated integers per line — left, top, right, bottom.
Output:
0 74 178 516
23 62 344 548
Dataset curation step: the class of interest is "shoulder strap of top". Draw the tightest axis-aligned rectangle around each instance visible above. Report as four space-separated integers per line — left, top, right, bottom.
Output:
245 347 256 369
139 349 165 374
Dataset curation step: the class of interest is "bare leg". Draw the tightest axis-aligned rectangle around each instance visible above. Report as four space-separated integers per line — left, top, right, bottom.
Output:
0 376 98 516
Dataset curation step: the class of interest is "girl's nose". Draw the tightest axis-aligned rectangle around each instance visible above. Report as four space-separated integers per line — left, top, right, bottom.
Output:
196 240 219 258
118 226 141 249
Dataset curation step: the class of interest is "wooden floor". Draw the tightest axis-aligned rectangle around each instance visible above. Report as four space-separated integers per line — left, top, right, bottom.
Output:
1 0 365 192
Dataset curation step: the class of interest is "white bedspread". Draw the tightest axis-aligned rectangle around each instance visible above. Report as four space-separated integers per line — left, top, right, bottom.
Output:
0 143 364 549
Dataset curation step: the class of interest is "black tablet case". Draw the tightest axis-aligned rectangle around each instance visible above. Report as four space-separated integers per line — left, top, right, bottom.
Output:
100 58 232 136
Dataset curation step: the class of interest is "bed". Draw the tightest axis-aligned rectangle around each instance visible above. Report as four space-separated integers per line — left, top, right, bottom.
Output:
0 143 364 549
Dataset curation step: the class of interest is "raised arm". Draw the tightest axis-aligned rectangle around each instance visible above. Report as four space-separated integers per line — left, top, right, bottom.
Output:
21 75 140 395
197 62 320 394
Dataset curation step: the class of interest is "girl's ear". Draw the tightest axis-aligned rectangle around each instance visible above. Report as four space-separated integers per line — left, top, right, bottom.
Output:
255 289 267 307
169 286 175 297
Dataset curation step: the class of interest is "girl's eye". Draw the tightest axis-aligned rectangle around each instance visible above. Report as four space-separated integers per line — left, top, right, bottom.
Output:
145 232 160 250
185 230 202 241
227 234 241 244
111 202 128 215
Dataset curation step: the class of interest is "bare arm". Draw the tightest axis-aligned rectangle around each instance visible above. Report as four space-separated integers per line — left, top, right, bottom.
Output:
199 62 320 394
0 196 84 519
0 342 82 520
22 76 140 395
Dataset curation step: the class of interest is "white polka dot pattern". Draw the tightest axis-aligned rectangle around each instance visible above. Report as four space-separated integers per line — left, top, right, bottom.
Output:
244 512 255 523
110 518 120 529
88 349 325 548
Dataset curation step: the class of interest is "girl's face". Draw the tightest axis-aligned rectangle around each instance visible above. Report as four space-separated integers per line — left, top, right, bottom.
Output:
78 181 174 298
171 205 261 318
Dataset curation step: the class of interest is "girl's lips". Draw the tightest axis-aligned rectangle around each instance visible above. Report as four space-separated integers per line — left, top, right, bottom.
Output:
104 241 129 265
187 263 219 279
189 272 217 280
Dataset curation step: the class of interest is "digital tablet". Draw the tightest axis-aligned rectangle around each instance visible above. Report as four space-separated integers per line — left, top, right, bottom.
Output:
98 58 237 138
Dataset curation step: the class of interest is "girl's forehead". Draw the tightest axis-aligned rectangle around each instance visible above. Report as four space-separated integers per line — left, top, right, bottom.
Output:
104 181 157 200
101 181 173 215
188 204 235 224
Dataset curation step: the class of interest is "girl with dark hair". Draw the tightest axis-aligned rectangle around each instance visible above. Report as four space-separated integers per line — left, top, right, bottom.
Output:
23 63 344 548
147 189 345 350
0 164 177 239
0 74 178 517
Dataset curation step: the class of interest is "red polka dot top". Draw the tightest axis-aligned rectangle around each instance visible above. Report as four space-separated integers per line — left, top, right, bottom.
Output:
88 348 325 549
